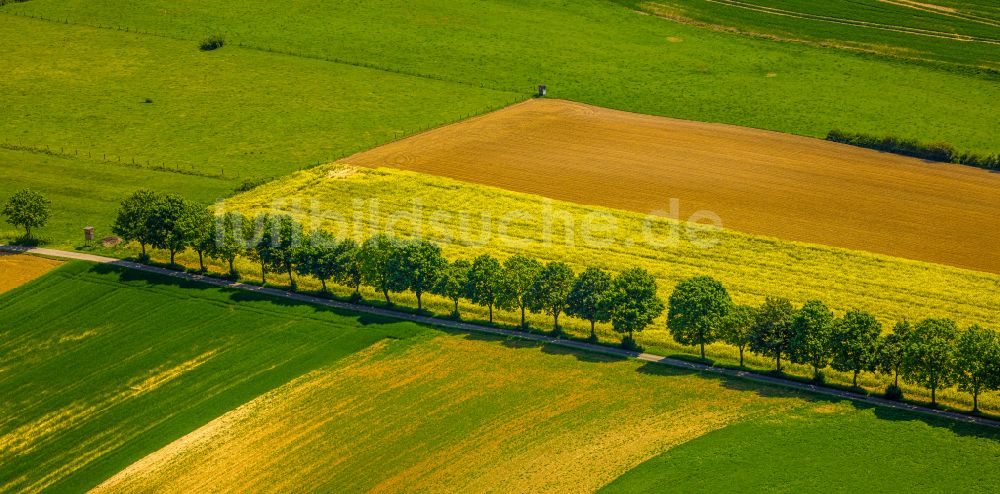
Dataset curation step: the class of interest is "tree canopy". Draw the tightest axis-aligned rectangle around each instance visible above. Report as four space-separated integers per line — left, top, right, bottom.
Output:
667 276 732 359
2 188 50 240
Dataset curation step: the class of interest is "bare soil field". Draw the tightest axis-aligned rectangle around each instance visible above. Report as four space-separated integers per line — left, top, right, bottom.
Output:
343 99 1000 273
0 254 61 294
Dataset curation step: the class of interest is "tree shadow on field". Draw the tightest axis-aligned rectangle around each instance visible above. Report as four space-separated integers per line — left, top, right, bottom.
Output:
634 358 1000 442
457 328 627 363
89 263 409 328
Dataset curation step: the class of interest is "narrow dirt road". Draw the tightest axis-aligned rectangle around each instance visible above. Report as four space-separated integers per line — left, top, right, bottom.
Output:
5 245 998 430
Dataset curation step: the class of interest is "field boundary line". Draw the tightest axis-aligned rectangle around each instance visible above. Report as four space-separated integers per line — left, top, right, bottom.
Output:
5 244 1000 430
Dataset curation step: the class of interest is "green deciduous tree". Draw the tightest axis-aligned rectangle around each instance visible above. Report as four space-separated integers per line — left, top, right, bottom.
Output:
878 321 911 392
903 318 959 405
113 189 160 258
954 325 1000 412
566 267 613 341
434 259 471 318
466 254 508 323
789 300 835 381
606 267 664 348
207 211 247 277
389 239 445 311
667 276 732 360
526 261 575 333
749 297 797 373
360 233 400 304
336 239 363 301
721 304 755 367
2 188 50 240
503 254 543 328
294 229 341 293
183 203 215 272
831 309 882 388
148 193 190 266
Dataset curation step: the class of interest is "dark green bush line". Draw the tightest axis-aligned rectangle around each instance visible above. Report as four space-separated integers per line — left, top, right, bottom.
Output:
827 130 1000 170
199 34 225 51
103 189 1000 416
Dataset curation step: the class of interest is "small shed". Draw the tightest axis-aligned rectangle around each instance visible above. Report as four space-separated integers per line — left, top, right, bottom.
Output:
538 84 547 97
84 226 95 243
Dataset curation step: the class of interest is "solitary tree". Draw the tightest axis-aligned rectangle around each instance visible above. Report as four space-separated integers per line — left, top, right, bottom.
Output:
606 267 664 349
148 193 190 266
183 203 215 272
434 259 471 318
788 300 835 382
503 254 543 328
2 188 50 240
667 276 732 360
389 239 445 311
902 318 959 405
830 309 882 388
877 321 911 396
565 267 613 341
359 233 399 304
720 304 755 367
954 325 1000 412
113 189 160 258
466 254 508 323
207 211 247 277
526 261 575 333
749 297 797 373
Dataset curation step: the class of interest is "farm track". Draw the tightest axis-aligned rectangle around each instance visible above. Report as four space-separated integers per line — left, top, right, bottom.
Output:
343 99 1000 274
6 245 999 431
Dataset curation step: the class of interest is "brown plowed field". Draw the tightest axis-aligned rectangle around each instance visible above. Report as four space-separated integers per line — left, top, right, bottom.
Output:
343 99 1000 273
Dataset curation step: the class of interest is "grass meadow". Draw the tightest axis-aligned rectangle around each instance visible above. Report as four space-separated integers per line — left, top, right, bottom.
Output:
3 262 999 492
0 15 521 180
0 148 233 248
223 165 1000 410
4 0 999 153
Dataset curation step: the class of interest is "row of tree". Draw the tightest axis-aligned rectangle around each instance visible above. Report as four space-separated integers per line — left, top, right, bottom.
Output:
666 277 1000 411
112 191 666 344
114 191 1000 411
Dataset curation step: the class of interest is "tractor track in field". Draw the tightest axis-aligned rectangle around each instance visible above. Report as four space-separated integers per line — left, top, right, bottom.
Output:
5 244 1000 431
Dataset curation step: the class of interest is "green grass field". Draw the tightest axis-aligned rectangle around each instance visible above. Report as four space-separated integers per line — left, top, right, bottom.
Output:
224 165 1000 410
0 148 232 248
3 0 999 153
3 262 999 492
0 15 520 180
0 261 431 492
617 0 1000 71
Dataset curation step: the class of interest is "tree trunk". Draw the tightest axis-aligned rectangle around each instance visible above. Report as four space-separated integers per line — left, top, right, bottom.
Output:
589 320 596 340
416 292 422 311
320 278 327 293
454 299 460 318
853 370 859 388
170 250 176 265
383 288 390 304
931 387 937 405
974 392 979 413
140 242 147 257
894 370 899 388
288 265 295 289
260 263 266 284
520 305 526 329
25 225 31 238
700 341 706 360
775 353 781 373
488 304 494 323
553 312 559 332
739 347 744 367
228 258 235 276
198 251 205 272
